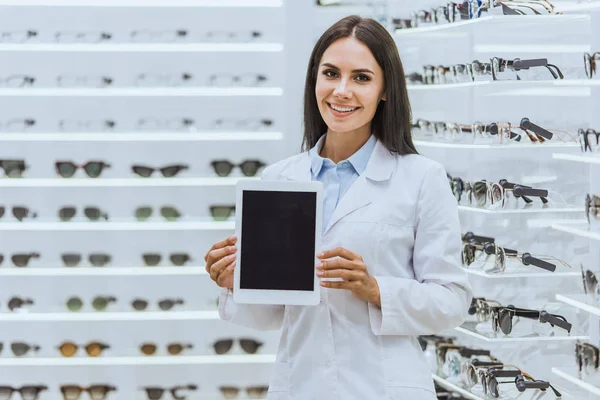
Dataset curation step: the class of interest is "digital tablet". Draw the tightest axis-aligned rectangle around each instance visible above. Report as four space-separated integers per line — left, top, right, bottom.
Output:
233 180 323 306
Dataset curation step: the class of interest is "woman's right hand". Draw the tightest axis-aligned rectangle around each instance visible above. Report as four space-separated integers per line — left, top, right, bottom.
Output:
204 235 237 289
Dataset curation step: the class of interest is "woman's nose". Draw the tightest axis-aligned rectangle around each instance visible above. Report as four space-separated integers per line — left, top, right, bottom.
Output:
333 79 351 99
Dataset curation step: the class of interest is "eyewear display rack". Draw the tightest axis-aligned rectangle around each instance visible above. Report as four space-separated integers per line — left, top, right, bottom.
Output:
0 0 315 399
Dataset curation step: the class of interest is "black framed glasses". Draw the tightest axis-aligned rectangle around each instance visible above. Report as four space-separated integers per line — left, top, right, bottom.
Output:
60 385 116 400
135 206 181 221
0 159 27 178
0 206 37 221
455 179 548 209
0 385 48 400
490 57 564 80
61 253 111 267
477 368 523 398
213 338 263 355
1 253 41 267
141 385 197 400
132 164 189 178
210 118 273 131
462 242 566 273
55 31 112 43
586 193 600 224
0 30 38 43
142 253 192 267
219 386 269 399
490 305 572 335
59 206 109 221
515 373 562 397
579 128 600 152
0 342 40 357
211 159 265 177
66 296 117 312
55 161 111 178
131 298 184 311
210 205 235 221
8 297 34 312
584 52 600 79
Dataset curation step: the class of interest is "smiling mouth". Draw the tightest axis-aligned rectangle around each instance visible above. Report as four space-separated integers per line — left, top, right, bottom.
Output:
327 102 360 113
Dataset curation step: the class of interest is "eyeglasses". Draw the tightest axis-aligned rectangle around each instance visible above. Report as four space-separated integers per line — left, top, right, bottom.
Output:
66 296 117 312
134 72 193 87
132 164 189 178
7 297 34 312
490 56 564 80
0 75 35 88
58 119 116 132
141 384 197 400
135 206 181 221
450 178 549 208
139 342 193 356
142 253 192 267
581 265 600 302
465 361 507 389
204 30 262 43
56 74 113 88
0 118 36 132
462 242 568 273
0 342 40 357
490 305 572 335
210 205 235 221
0 30 38 43
58 341 110 357
584 52 600 79
468 297 503 323
59 206 109 221
0 385 47 400
61 253 112 267
0 206 37 222
0 159 27 178
60 385 116 400
210 118 273 131
586 193 600 224
477 368 524 398
131 298 184 311
579 128 600 152
219 386 269 399
0 253 40 267
208 73 268 87
213 338 263 355
441 346 498 378
55 161 111 178
55 31 112 43
135 117 196 132
211 159 265 177
515 373 562 397
130 29 188 43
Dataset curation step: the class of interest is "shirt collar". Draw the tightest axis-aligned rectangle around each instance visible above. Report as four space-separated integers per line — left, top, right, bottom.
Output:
309 133 377 176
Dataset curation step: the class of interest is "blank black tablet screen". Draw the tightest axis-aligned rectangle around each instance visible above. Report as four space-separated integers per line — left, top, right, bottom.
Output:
240 190 316 291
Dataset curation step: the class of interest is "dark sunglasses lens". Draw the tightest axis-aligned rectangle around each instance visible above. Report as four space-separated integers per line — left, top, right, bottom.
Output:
213 339 234 355
9 298 29 311
132 299 148 311
57 163 76 177
0 254 3 265
133 166 153 177
144 388 164 400
0 207 4 218
240 161 262 177
212 161 233 177
219 387 239 400
499 310 512 335
239 339 261 354
210 206 234 221
12 254 32 267
20 386 43 400
67 297 83 311
489 377 499 398
62 253 81 267
160 206 181 220
84 207 102 220
143 254 161 266
11 343 29 356
89 254 111 267
59 207 76 221
12 207 29 221
161 165 184 177
473 182 487 206
84 162 104 178
158 300 174 311
170 253 190 266
246 386 268 399
135 207 152 221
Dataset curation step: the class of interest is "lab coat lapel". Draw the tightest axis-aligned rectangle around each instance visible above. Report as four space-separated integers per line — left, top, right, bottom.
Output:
323 139 396 235
279 153 312 182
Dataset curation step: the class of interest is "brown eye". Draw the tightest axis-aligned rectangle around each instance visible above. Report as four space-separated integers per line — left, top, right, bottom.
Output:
323 70 337 78
356 74 370 82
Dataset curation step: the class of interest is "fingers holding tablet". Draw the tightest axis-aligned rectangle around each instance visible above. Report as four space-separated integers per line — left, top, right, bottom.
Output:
205 235 238 289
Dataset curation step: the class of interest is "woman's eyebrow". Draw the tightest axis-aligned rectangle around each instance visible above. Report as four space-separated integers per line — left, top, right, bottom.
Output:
321 63 375 75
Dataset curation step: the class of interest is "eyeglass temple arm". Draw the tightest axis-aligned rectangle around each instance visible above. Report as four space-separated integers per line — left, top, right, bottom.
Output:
520 252 557 272
483 243 518 256
488 123 522 141
511 58 563 79
540 310 572 333
513 185 549 199
520 117 554 139
462 231 495 244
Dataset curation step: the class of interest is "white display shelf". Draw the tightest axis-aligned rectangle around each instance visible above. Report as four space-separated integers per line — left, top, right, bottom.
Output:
556 294 600 317
0 310 218 322
552 367 600 396
552 223 600 241
0 354 276 367
414 140 579 150
0 221 235 231
557 1 600 13
0 87 283 97
553 153 600 165
465 268 579 279
0 43 283 53
431 375 481 400
0 177 256 187
0 0 283 6
407 81 490 91
0 266 207 276
457 205 583 214
474 44 590 53
455 321 588 343
408 80 593 96
0 132 284 142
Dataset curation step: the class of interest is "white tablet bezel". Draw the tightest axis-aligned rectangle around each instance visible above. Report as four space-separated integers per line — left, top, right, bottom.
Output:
233 179 323 306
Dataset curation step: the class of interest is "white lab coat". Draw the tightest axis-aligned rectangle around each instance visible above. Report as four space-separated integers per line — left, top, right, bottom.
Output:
218 138 473 400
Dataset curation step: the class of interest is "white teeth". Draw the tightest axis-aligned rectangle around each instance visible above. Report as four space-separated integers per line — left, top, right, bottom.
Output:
330 104 357 113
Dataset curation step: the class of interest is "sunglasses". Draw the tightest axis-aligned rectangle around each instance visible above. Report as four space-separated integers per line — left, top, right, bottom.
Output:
142 253 192 267
0 385 48 400
584 52 600 79
0 342 40 357
55 161 111 178
58 341 110 357
211 159 265 177
468 297 503 323
131 298 184 311
490 57 564 80
213 338 263 355
0 253 40 267
219 386 269 399
60 385 116 400
576 340 599 376
61 253 111 267
515 373 562 397
586 193 600 224
141 384 197 400
7 297 34 311
0 206 37 221
490 305 571 335
478 368 524 398
59 206 109 221
465 361 507 389
66 296 116 312
581 264 600 302
139 342 193 356
579 128 600 153
462 242 564 273
210 205 235 221
0 30 38 43
465 180 548 208
442 347 497 378
135 206 181 221
0 159 27 178
132 164 188 178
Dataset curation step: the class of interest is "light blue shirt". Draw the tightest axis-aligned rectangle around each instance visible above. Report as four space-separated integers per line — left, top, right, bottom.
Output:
309 134 377 232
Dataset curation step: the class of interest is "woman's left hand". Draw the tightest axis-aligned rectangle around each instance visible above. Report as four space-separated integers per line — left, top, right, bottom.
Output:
316 247 380 306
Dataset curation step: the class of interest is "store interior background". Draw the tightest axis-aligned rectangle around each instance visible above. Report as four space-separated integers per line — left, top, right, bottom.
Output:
1 0 600 399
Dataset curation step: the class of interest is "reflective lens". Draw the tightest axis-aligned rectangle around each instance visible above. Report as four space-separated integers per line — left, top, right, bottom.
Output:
143 253 161 266
213 339 234 355
84 207 105 220
160 206 181 221
158 299 182 311
67 297 83 311
132 299 148 311
210 205 235 221
170 253 190 266
135 206 152 221
59 207 77 221
56 162 77 178
167 343 191 355
89 253 111 267
92 296 115 311
239 339 262 354
211 160 234 177
84 162 104 178
132 165 154 177
160 165 187 177
62 253 81 267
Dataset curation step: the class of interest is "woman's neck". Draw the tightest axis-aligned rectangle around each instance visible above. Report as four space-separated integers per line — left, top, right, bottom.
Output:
320 128 372 164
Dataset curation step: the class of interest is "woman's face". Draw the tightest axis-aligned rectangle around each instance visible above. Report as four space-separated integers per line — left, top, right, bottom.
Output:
315 36 386 136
